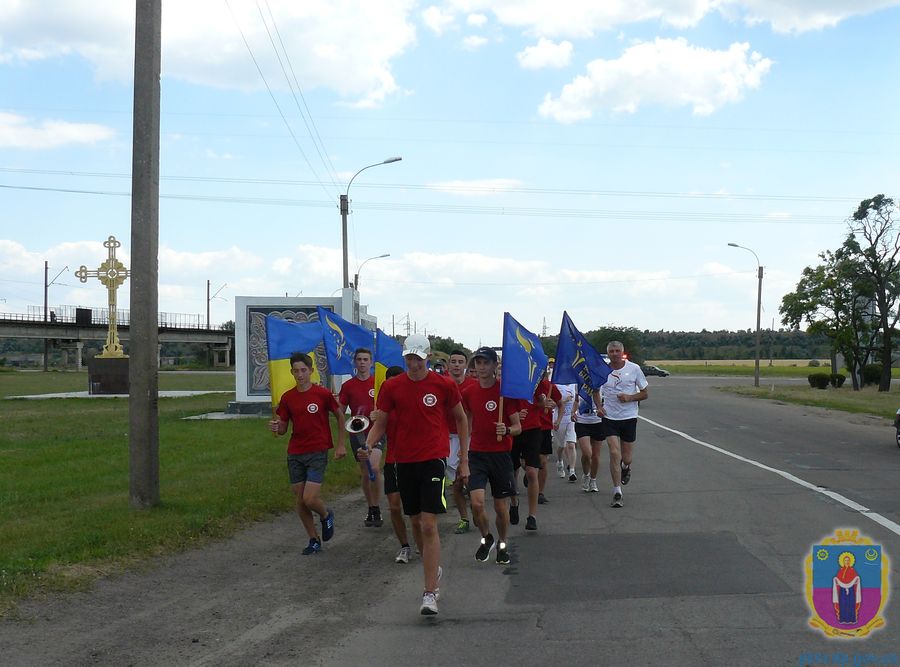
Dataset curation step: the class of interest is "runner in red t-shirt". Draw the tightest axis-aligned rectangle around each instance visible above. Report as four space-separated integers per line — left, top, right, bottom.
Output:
446 349 478 535
269 352 347 555
461 347 521 565
338 347 384 528
537 376 563 505
363 334 468 617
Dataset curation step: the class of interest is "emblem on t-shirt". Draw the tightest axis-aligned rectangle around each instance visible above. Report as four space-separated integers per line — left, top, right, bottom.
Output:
368 388 375 398
422 393 437 407
307 403 319 413
485 400 497 411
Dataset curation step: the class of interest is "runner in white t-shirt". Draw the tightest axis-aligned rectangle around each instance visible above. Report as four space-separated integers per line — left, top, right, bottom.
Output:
597 341 648 508
553 383 577 480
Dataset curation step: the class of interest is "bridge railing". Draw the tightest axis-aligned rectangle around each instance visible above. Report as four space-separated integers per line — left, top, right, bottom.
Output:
3 306 207 330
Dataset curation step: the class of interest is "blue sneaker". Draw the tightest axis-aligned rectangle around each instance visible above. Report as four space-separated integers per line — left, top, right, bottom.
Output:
302 538 321 555
322 509 335 542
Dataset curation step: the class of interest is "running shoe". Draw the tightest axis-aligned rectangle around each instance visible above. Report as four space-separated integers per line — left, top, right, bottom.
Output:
395 545 412 564
509 503 520 525
364 509 374 527
496 542 510 565
621 464 631 486
538 493 548 505
611 491 624 508
420 592 438 616
321 509 335 542
589 479 599 493
581 474 591 493
454 518 470 534
568 471 578 483
525 515 537 531
301 538 321 555
475 534 496 562
372 507 384 528
557 461 565 477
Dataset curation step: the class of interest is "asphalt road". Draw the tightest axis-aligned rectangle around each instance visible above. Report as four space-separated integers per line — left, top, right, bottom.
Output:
3 376 899 666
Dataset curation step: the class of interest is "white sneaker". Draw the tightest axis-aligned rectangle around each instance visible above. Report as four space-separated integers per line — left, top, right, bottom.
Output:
395 545 412 564
434 565 443 600
557 464 566 478
582 474 591 492
420 591 438 615
589 478 599 493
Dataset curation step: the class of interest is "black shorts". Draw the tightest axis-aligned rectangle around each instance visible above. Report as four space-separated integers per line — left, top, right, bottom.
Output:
396 459 447 516
510 428 542 470
602 417 638 443
383 461 399 495
287 451 327 485
468 451 517 499
575 421 605 442
539 429 553 455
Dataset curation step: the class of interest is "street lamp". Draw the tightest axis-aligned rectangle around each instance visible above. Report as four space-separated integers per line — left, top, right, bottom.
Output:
728 243 763 388
354 253 390 291
340 157 402 289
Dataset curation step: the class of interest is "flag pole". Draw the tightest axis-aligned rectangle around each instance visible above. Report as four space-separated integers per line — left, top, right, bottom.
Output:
496 396 504 442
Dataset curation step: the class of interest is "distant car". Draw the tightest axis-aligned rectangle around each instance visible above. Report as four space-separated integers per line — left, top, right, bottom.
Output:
642 364 670 377
895 408 900 448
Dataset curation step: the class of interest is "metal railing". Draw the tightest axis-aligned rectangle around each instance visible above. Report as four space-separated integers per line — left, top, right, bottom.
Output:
3 305 206 330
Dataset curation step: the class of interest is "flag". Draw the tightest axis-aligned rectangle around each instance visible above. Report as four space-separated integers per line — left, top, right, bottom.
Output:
551 311 612 389
316 306 376 376
500 312 548 400
374 328 404 397
264 315 324 407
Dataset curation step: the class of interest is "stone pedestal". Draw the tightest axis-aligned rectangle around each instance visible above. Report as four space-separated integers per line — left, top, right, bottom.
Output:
88 357 130 395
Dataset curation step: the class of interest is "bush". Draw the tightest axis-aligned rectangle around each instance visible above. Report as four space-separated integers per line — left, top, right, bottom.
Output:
807 373 830 389
829 373 846 388
808 359 821 367
862 364 883 386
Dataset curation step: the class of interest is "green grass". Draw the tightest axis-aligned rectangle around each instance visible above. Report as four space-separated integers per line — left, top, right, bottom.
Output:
722 384 899 420
0 369 235 398
0 373 361 615
668 364 900 379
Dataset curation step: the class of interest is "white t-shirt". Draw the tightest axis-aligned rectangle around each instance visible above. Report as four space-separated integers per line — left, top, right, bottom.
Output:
572 386 602 425
600 360 648 421
554 384 576 424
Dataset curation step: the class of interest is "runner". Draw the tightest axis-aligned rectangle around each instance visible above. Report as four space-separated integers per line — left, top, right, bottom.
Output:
363 334 469 616
536 372 562 505
269 352 347 555
337 347 384 528
553 382 578 481
510 374 556 531
572 384 605 493
598 341 649 508
460 347 522 566
446 349 478 534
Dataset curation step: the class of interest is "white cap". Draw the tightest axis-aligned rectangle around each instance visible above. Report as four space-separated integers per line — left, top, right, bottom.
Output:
402 333 430 359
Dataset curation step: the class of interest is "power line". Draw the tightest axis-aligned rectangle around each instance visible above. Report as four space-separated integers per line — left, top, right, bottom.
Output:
363 269 757 287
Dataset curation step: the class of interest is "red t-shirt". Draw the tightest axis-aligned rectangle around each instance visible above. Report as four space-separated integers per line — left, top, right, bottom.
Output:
382 375 401 464
276 384 339 455
376 370 461 463
446 375 477 434
338 375 375 417
461 382 521 453
521 378 554 431
539 383 562 430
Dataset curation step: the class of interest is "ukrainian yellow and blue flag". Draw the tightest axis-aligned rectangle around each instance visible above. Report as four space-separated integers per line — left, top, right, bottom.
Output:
316 306 376 376
374 328 404 397
264 315 323 406
500 312 548 400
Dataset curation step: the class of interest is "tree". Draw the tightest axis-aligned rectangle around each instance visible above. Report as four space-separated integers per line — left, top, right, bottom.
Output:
848 195 900 392
780 245 877 390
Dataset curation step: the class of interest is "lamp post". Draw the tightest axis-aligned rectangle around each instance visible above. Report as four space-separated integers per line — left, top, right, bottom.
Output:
340 157 401 289
43 261 68 371
728 243 763 387
206 281 226 330
354 253 390 291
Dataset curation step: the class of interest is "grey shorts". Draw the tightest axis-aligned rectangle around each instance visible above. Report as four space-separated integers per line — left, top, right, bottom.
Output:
350 431 386 454
287 451 328 485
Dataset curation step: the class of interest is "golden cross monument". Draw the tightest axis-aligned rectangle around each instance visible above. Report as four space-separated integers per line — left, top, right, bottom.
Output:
75 235 130 358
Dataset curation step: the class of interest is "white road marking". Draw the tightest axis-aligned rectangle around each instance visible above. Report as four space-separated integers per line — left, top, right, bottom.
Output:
640 415 900 537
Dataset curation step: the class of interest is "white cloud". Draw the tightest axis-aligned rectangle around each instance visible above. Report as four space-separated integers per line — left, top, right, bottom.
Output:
516 38 573 69
724 0 900 32
0 112 115 149
158 246 264 278
467 13 488 27
427 178 523 196
422 5 456 34
0 0 418 108
539 38 773 122
462 35 489 50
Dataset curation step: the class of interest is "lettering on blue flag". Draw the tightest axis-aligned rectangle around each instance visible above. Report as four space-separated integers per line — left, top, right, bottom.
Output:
500 312 548 400
552 311 612 390
316 306 376 376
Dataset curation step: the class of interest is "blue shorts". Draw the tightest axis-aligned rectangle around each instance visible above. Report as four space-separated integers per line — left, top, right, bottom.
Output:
287 451 328 485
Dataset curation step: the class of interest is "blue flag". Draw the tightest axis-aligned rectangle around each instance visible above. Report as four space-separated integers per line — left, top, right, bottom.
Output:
316 306 376 376
500 312 548 400
551 311 612 390
264 315 324 406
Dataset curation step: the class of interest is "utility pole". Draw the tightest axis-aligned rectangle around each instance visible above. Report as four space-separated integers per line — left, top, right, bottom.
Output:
129 0 161 509
43 260 49 372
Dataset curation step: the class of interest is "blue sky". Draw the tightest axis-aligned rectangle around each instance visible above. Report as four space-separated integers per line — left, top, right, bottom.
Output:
2 0 899 349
